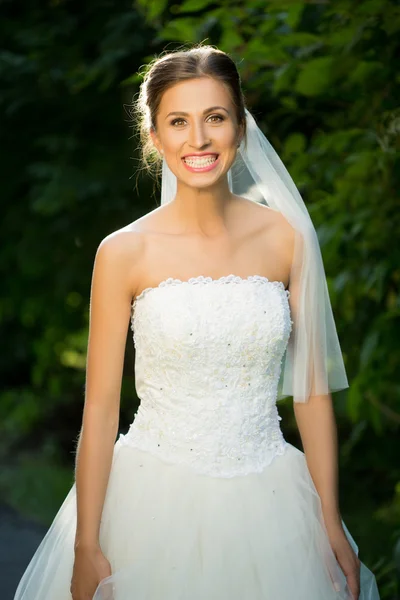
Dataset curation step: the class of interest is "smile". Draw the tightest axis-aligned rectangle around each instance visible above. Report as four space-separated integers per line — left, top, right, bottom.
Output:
182 154 220 172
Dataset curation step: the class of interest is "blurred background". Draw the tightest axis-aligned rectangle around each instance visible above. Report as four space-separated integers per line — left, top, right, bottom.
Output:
1 0 399 598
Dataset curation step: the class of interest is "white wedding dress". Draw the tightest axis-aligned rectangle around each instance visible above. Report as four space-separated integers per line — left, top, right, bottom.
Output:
14 274 380 600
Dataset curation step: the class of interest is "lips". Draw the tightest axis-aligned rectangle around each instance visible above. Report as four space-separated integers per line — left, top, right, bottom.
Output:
182 152 219 159
181 153 221 173
182 154 219 165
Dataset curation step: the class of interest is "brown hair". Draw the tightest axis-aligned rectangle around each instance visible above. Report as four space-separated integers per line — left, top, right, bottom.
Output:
132 42 247 179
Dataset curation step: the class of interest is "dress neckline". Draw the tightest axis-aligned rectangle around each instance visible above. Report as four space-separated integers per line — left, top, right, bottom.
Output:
131 273 289 310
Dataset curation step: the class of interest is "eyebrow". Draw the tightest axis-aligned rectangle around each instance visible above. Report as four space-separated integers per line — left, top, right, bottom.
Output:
165 106 230 119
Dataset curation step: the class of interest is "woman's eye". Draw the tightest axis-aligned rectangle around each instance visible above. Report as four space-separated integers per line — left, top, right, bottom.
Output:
208 114 224 123
171 118 185 126
170 114 224 127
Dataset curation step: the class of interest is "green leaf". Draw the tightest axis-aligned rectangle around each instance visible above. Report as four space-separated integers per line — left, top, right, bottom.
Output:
283 32 320 48
159 18 198 42
347 378 363 422
174 0 215 13
295 56 335 96
348 61 382 85
360 331 379 368
273 64 296 94
219 29 244 53
283 133 306 159
120 73 143 86
382 6 400 36
136 0 168 21
285 3 304 29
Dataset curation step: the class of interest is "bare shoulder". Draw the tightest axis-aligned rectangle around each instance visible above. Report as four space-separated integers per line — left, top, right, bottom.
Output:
93 204 175 296
95 224 145 266
91 224 147 301
234 196 295 243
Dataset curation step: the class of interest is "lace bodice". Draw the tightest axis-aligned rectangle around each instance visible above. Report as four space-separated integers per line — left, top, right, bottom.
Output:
119 274 293 478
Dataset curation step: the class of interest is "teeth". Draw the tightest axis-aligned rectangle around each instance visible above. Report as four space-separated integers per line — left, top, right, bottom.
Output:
183 155 217 167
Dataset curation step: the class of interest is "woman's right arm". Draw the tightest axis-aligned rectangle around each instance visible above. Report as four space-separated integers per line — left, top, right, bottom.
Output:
71 231 142 599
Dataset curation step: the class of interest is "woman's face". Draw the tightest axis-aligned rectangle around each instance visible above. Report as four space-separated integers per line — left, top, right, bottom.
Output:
150 77 243 189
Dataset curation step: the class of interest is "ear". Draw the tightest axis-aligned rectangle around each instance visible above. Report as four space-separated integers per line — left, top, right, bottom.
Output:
150 127 163 156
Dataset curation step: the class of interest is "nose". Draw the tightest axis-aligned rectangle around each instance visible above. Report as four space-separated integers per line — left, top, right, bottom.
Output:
188 118 210 149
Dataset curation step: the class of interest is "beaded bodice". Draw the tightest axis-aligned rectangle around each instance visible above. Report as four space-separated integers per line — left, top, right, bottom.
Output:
119 274 293 478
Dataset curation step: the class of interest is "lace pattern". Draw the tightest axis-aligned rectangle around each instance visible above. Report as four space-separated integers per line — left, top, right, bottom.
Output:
132 273 289 314
120 404 288 478
123 274 293 478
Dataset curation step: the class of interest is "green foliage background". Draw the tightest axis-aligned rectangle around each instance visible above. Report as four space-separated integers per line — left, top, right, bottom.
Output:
1 0 399 597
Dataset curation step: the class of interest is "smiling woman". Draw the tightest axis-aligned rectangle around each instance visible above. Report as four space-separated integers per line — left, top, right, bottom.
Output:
13 43 380 600
147 77 243 188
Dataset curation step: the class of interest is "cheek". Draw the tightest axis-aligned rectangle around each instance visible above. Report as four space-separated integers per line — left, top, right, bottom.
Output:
215 127 237 148
164 138 182 154
168 139 190 159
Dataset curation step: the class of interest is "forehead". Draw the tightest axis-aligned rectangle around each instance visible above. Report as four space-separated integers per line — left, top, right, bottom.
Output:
158 77 233 116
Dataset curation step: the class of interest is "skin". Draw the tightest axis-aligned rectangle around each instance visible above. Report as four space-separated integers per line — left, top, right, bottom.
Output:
71 75 361 600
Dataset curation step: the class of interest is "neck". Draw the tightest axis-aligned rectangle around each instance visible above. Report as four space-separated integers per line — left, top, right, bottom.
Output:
170 178 235 237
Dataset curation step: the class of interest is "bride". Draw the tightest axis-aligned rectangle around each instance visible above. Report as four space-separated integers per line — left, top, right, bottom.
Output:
13 44 380 600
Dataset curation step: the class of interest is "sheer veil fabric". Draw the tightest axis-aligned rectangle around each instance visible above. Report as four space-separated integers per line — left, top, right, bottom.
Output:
160 108 349 403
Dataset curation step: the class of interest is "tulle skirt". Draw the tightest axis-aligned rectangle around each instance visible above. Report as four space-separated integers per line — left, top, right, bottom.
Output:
13 440 380 600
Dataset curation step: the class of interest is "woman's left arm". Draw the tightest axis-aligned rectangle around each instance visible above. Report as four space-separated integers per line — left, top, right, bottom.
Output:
294 394 340 529
294 395 361 599
279 217 361 598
